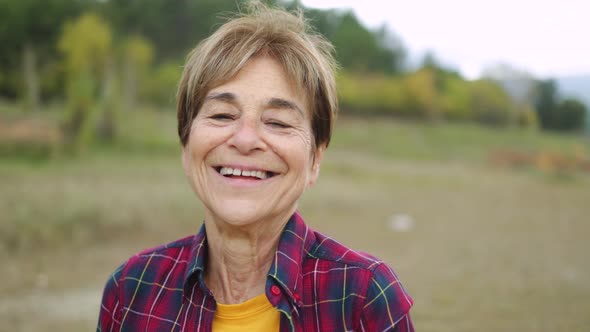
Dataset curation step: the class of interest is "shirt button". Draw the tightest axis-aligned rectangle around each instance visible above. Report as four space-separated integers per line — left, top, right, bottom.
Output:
271 285 281 296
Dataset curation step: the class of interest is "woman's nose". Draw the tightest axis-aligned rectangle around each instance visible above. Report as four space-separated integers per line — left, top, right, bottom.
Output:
227 117 267 154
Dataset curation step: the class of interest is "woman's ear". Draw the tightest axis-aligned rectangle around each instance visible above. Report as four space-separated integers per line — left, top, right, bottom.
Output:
308 144 326 188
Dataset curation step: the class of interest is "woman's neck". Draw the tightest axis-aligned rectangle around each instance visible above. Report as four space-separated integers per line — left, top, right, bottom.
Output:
203 214 289 304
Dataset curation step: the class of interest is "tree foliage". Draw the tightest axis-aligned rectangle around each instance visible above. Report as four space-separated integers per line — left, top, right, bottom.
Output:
556 98 586 131
100 0 240 60
303 9 404 74
0 0 84 106
59 13 112 77
122 35 154 111
534 79 558 129
338 65 523 127
58 13 114 149
0 0 585 134
469 79 515 126
533 79 587 131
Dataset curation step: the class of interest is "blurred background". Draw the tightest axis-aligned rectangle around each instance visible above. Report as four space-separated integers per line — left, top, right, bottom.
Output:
1 0 589 331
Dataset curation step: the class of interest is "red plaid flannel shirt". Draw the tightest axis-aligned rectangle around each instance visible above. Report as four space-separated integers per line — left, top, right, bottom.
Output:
97 212 414 331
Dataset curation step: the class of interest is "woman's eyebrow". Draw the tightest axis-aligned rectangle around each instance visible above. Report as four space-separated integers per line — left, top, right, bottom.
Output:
205 92 237 103
205 93 303 116
267 97 303 116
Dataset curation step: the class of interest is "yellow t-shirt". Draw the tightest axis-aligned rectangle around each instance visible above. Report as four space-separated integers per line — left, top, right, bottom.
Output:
212 293 280 332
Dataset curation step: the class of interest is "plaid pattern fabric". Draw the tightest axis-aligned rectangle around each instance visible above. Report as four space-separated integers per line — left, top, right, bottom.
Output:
97 211 414 331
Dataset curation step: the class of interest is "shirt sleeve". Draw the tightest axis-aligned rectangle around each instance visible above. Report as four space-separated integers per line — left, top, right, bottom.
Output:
96 263 125 332
359 262 414 332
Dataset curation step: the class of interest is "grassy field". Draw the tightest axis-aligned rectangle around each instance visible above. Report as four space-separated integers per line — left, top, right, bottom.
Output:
1 110 589 331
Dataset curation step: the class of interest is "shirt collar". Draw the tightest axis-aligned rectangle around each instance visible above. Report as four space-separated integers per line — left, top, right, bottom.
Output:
267 211 315 306
183 211 315 306
183 224 209 295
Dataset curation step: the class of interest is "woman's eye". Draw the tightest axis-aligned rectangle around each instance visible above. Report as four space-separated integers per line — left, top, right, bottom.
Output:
210 113 234 121
267 121 290 128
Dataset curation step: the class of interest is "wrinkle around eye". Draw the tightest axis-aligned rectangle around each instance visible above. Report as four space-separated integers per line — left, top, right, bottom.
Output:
266 120 291 129
209 113 235 121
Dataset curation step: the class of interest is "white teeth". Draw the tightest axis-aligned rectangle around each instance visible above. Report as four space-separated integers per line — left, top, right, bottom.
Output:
219 167 269 179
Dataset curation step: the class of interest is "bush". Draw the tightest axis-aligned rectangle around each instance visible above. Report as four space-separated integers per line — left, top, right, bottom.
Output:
337 70 525 128
337 72 406 116
140 61 182 107
556 98 586 131
469 79 515 126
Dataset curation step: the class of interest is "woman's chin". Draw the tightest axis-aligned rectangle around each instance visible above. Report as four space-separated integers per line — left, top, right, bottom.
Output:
208 205 266 227
205 201 293 230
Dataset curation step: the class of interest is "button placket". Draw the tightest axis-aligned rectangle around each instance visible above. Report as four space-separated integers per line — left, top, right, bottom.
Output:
271 285 281 296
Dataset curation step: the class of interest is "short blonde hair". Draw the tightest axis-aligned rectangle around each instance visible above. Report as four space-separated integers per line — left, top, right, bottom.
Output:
176 2 338 148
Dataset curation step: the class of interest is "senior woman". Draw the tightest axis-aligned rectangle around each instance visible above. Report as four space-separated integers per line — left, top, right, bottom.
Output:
97 3 413 332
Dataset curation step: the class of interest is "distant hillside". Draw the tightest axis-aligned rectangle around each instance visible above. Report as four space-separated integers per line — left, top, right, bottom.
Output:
557 74 590 108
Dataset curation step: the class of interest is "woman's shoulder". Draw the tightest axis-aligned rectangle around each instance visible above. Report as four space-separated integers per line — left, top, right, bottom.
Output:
307 229 388 272
97 233 205 330
108 233 198 284
303 228 414 326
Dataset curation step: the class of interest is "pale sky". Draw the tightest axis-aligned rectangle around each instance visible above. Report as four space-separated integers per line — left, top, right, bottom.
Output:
300 0 590 79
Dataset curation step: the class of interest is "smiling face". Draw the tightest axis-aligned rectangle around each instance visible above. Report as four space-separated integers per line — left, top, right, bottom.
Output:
182 55 324 228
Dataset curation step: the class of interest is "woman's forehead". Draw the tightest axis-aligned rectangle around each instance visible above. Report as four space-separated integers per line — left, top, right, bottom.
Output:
206 55 310 114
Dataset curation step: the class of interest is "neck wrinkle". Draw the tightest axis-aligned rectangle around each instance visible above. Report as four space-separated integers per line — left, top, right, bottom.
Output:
203 212 291 304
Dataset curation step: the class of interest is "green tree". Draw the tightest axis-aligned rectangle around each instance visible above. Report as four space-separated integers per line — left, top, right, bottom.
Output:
469 79 515 126
333 12 404 73
0 0 85 109
122 35 154 111
337 71 405 116
101 0 239 61
439 75 473 121
556 98 586 131
403 68 440 119
58 13 114 149
141 61 183 107
300 8 405 74
532 79 587 131
533 79 559 130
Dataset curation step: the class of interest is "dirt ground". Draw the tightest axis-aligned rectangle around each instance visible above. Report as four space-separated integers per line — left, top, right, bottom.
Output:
1 148 589 331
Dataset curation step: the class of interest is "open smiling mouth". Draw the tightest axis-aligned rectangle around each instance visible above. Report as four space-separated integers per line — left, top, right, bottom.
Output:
215 167 276 180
